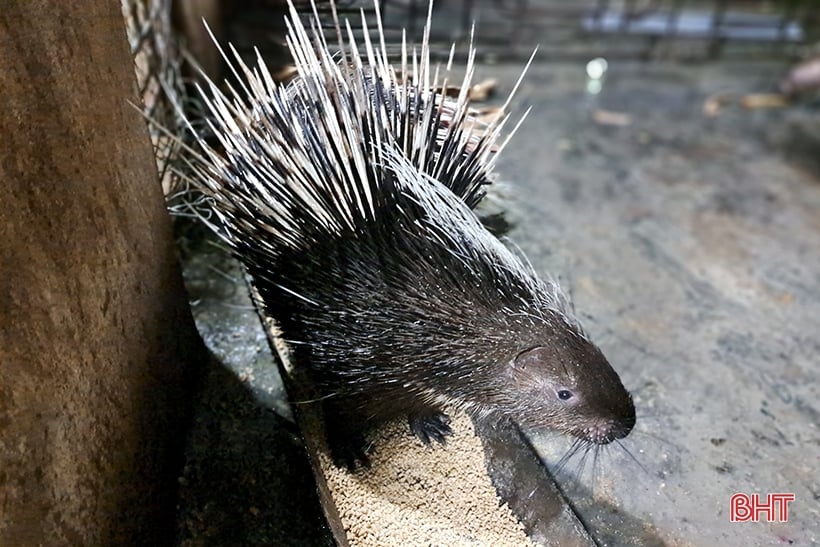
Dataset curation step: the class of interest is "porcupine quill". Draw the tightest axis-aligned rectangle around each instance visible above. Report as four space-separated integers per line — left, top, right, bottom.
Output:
176 0 635 468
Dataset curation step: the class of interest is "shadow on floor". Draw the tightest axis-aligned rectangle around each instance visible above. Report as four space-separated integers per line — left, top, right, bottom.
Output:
175 355 334 546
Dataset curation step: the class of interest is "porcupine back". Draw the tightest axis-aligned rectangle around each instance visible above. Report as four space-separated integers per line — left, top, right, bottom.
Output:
182 0 634 463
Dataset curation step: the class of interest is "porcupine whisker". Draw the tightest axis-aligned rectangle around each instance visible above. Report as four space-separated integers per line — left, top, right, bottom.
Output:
552 439 582 476
552 438 585 477
634 411 688 421
564 442 591 478
585 446 603 491
591 444 601 494
614 439 650 475
289 392 341 405
628 428 679 449
613 439 675 502
568 442 594 485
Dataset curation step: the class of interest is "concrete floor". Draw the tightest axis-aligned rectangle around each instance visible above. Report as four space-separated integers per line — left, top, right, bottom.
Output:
175 231 333 546
177 59 820 545
492 60 820 545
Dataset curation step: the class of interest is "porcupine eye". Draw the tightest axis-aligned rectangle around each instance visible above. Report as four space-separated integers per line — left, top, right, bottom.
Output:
557 389 574 401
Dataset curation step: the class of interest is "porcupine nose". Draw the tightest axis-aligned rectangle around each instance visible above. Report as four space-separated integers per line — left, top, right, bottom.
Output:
587 416 634 444
587 395 636 444
595 409 636 444
611 413 636 441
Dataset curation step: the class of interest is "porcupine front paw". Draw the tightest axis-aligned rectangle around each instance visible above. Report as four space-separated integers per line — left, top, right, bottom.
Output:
326 426 371 470
325 420 370 471
408 413 452 445
322 403 372 470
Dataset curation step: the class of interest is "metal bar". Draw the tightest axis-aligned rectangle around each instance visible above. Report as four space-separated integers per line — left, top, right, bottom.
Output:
666 0 686 37
462 0 475 41
709 0 728 58
778 0 798 43
593 0 610 33
622 0 637 33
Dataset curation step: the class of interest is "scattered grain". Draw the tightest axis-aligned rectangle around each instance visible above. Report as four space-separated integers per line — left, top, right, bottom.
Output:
320 413 536 546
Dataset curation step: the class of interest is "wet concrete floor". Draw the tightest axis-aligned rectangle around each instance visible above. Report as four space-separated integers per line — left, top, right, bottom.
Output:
176 60 820 545
494 59 820 546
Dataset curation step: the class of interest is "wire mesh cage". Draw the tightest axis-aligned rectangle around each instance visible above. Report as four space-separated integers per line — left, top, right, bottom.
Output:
288 0 818 62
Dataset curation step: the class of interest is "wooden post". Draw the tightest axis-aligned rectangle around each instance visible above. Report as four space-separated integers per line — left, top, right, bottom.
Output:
0 2 205 544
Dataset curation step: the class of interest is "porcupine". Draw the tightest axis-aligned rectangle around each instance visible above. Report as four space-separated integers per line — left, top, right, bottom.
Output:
179 0 635 467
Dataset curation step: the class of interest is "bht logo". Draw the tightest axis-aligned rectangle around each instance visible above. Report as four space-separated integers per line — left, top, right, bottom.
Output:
730 493 795 522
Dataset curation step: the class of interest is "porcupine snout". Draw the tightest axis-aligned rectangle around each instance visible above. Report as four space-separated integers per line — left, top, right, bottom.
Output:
583 398 636 444
574 377 635 445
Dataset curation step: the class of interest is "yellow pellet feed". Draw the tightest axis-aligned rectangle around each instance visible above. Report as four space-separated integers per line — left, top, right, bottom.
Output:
320 413 537 547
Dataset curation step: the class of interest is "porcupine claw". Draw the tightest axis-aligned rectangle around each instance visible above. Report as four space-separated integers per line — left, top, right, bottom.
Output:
327 426 372 470
409 413 453 445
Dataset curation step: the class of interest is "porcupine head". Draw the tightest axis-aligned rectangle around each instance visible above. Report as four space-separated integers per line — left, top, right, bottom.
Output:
184 0 635 467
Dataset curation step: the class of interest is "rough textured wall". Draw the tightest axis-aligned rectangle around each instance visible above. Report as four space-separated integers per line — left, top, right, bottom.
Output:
0 1 205 544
